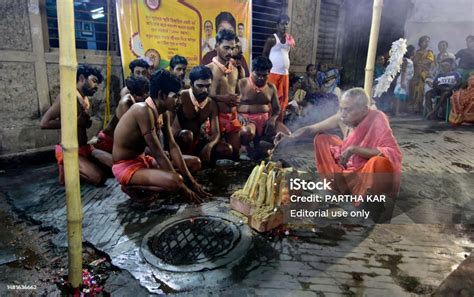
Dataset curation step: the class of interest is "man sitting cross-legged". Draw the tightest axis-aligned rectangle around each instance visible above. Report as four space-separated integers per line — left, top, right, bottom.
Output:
112 69 210 202
92 76 150 161
172 66 233 163
277 88 401 202
41 64 110 186
238 56 291 158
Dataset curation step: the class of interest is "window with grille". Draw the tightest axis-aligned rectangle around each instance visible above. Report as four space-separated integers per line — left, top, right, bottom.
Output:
45 0 118 51
252 0 288 57
316 0 342 64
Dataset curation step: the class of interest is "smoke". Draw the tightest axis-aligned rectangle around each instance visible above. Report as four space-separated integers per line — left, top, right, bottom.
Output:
285 98 339 132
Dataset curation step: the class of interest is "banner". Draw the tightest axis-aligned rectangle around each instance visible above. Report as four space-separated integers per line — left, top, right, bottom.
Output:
116 0 252 77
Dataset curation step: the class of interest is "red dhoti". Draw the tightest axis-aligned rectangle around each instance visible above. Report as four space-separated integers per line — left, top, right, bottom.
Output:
112 154 156 186
93 130 114 153
240 112 270 137
217 111 242 135
55 144 94 185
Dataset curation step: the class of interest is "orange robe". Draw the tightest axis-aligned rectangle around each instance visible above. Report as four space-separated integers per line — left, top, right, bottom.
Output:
314 110 402 205
449 75 474 125
268 73 289 122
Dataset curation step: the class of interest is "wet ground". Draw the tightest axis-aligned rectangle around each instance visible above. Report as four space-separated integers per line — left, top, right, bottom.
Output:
0 115 473 296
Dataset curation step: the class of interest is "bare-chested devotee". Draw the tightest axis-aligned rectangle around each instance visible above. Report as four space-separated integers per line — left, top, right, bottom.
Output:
238 56 290 155
173 66 233 162
206 29 242 160
41 65 110 186
112 69 210 202
120 58 150 97
92 76 150 158
169 55 188 81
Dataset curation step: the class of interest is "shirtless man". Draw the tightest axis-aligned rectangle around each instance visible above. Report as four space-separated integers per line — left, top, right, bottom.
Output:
112 69 210 202
41 65 109 186
238 57 290 153
169 55 188 81
120 59 151 97
206 29 242 160
92 76 150 158
173 66 232 163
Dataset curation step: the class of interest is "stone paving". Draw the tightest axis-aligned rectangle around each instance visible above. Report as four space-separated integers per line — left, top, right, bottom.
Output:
1 116 473 296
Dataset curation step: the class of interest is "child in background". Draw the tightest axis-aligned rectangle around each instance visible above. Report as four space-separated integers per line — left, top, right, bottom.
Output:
394 45 415 116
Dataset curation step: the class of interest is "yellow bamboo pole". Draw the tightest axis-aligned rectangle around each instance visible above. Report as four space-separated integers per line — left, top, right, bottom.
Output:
57 1 83 288
103 0 112 128
364 0 384 96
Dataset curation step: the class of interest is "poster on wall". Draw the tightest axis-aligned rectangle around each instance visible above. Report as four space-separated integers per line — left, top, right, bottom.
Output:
116 0 252 77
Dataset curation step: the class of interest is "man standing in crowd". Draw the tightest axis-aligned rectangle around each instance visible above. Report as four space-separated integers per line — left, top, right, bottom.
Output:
263 14 295 121
455 35 474 83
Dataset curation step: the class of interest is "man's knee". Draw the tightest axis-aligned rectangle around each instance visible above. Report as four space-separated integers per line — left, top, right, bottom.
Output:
80 167 105 186
313 133 330 147
79 158 105 186
440 90 452 99
167 172 184 191
240 126 255 144
177 129 194 144
367 156 394 172
187 157 201 173
215 142 233 159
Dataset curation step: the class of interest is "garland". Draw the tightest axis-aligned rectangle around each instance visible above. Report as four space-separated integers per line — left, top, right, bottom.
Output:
374 38 407 98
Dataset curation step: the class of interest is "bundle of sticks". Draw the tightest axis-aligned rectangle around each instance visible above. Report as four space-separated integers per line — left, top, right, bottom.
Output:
231 161 297 220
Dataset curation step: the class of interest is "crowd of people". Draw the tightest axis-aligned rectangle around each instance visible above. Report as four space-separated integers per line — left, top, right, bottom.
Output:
40 15 297 202
40 17 473 209
376 35 474 122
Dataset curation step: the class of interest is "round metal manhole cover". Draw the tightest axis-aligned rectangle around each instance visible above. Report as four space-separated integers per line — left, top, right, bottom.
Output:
141 214 252 272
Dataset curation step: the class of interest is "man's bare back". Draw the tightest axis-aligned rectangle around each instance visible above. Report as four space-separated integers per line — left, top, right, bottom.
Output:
112 102 151 162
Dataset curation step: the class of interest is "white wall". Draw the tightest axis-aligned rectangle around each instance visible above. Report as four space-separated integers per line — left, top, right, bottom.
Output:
405 0 474 55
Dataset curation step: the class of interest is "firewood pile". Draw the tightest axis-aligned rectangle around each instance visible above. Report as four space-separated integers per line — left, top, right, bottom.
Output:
230 161 300 232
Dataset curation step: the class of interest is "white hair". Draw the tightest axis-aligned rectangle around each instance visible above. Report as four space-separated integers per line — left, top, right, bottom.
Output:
341 88 370 108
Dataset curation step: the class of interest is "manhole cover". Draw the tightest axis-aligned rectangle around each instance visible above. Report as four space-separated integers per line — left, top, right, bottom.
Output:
141 213 252 272
149 217 239 265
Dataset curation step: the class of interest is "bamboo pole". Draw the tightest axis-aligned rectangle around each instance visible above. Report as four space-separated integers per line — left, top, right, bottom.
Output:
103 0 112 128
364 0 384 97
57 1 83 288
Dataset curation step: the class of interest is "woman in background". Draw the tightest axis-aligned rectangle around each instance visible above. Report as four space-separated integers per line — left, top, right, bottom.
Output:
410 35 435 113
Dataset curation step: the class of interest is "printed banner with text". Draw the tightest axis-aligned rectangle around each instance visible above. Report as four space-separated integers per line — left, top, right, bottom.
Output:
116 0 252 77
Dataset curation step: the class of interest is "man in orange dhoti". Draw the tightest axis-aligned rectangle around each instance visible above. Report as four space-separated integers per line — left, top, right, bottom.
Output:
313 88 402 206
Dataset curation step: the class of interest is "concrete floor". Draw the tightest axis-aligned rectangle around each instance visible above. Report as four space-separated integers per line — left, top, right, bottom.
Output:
0 115 473 296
